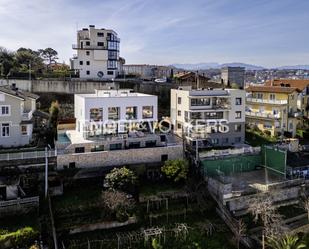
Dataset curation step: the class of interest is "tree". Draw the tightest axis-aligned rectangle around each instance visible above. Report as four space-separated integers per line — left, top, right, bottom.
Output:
161 159 189 182
234 219 246 249
152 238 163 249
39 48 58 66
267 234 306 249
102 190 134 221
104 167 138 192
0 47 15 76
49 101 60 141
15 48 44 74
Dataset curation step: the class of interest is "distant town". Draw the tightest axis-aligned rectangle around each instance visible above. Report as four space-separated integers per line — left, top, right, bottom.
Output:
1 24 309 249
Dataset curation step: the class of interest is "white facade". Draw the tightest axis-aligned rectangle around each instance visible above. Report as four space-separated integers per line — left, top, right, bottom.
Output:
74 89 158 137
171 86 246 147
71 25 120 79
0 86 38 148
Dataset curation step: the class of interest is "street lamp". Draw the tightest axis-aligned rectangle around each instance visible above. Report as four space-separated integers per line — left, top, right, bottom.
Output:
45 144 52 198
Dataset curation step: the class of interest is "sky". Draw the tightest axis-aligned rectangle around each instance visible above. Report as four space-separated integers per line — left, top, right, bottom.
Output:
0 0 309 67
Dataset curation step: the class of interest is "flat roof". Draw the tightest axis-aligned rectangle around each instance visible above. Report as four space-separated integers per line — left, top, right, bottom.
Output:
75 89 155 98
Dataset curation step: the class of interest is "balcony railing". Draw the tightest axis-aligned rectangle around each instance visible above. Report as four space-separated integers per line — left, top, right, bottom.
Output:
107 37 120 42
72 44 107 50
246 98 287 105
0 150 57 161
246 111 281 119
21 111 33 121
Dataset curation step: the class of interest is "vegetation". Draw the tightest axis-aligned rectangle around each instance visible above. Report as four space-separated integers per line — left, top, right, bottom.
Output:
161 159 189 183
49 100 60 142
267 234 306 249
245 129 277 146
0 227 38 248
104 167 138 193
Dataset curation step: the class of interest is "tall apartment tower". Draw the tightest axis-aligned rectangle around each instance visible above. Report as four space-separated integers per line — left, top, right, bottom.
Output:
221 67 245 88
71 25 120 79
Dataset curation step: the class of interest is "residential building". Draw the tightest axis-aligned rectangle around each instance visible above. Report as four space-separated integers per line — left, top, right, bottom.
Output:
0 85 39 148
221 67 245 88
173 72 215 88
71 25 120 79
170 86 246 148
56 89 183 169
246 85 301 137
264 79 309 117
122 64 173 80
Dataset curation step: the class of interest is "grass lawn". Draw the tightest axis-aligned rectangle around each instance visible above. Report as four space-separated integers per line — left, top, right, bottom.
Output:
245 130 277 146
0 212 39 232
52 184 102 211
139 181 185 197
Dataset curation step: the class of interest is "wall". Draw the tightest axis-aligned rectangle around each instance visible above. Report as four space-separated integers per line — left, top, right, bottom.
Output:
57 145 183 169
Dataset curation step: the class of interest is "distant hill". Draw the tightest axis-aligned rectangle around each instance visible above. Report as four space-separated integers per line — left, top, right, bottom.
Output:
276 65 309 70
171 62 265 71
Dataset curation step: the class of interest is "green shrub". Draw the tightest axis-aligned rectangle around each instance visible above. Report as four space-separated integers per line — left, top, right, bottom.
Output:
0 227 38 248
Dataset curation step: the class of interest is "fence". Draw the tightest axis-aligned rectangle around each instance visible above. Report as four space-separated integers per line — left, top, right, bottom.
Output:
0 150 57 161
199 146 261 159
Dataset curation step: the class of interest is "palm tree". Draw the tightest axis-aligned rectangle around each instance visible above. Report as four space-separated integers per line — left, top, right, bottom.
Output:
267 234 306 249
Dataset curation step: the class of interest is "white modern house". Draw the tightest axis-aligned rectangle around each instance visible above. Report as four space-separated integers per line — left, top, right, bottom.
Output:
171 86 246 148
0 85 39 148
71 25 120 79
56 89 182 169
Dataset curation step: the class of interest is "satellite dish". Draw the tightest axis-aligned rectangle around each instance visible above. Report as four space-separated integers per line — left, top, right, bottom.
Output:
97 71 104 78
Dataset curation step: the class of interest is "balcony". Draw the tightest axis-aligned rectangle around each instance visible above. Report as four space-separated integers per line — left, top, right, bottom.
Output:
107 36 120 42
21 111 33 121
246 97 287 105
72 44 107 50
246 111 281 119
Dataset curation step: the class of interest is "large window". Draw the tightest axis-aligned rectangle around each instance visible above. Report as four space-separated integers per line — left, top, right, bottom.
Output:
126 106 137 120
205 112 223 119
97 42 104 47
235 124 241 132
91 145 104 152
235 111 242 119
236 98 242 105
108 51 118 60
97 32 104 37
107 60 118 69
90 108 103 121
142 106 153 119
0 105 10 116
191 98 210 106
21 125 28 135
108 107 120 120
1 123 10 137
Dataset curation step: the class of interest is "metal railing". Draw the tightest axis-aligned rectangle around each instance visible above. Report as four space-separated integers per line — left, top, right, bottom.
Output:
246 97 287 105
199 146 261 158
72 44 107 50
21 110 33 121
0 150 57 161
0 196 39 208
246 111 281 119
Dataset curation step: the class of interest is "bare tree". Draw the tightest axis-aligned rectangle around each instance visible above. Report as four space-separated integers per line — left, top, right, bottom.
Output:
234 219 246 249
102 190 134 217
302 198 309 221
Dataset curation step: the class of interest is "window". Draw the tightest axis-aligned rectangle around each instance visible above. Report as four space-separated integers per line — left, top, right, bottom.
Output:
222 137 229 144
178 97 181 104
205 112 223 119
142 106 153 118
236 98 242 105
126 106 137 120
177 110 181 116
235 111 242 119
212 138 219 145
1 123 9 137
110 143 122 150
145 140 156 147
86 41 90 46
270 94 275 100
0 105 10 116
235 124 241 132
90 108 103 121
97 42 104 46
79 61 83 65
108 107 120 120
107 60 117 69
97 32 104 37
86 51 90 56
128 142 141 149
235 137 241 143
86 71 90 75
161 154 168 162
177 123 182 129
86 61 90 65
75 147 85 153
107 71 114 75
108 51 118 60
263 123 272 129
91 145 104 152
191 98 210 106
21 125 27 135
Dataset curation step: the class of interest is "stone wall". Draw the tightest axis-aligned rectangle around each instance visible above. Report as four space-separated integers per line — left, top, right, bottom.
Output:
57 145 183 169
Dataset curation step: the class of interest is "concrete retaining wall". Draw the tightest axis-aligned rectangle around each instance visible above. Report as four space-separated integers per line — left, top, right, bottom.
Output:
57 145 183 169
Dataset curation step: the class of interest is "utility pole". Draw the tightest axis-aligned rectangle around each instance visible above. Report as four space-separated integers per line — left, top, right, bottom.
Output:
45 147 48 198
29 62 32 81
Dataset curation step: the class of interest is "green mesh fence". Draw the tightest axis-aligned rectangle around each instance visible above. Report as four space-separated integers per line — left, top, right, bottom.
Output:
200 146 287 177
201 154 262 177
261 146 287 176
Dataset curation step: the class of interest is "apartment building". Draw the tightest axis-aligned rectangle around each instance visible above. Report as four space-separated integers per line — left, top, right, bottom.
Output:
221 67 245 88
71 25 120 79
0 85 39 147
264 79 309 117
246 85 301 137
56 89 182 169
170 86 246 148
122 64 172 80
